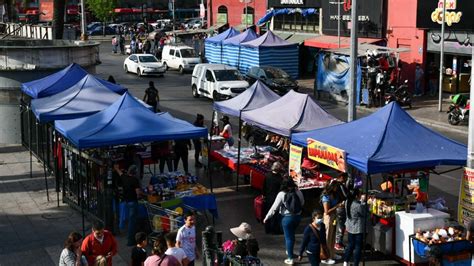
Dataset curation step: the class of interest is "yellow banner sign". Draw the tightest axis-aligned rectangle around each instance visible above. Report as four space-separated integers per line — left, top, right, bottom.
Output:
458 167 474 227
307 138 346 173
288 144 303 176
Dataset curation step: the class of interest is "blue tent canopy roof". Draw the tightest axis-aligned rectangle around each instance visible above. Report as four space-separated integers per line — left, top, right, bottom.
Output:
31 74 123 123
291 102 467 174
213 80 280 117
241 90 342 137
21 63 127 99
205 27 240 44
241 30 296 48
55 92 208 149
222 28 258 45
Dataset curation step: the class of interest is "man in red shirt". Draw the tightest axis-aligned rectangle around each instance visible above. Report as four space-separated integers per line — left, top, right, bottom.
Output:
81 221 118 265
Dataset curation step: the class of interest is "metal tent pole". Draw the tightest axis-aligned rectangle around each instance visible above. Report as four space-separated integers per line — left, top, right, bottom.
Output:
208 111 215 193
362 174 370 266
41 124 50 202
467 47 474 169
28 107 32 178
235 112 242 191
80 151 85 236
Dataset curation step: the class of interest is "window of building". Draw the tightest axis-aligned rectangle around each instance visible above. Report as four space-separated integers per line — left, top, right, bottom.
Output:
273 11 320 33
217 5 228 24
242 6 254 25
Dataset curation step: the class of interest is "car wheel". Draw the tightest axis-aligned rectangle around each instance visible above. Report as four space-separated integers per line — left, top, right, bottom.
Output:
212 91 219 101
124 65 129 73
163 62 168 71
137 68 141 77
179 66 184 74
192 85 199 98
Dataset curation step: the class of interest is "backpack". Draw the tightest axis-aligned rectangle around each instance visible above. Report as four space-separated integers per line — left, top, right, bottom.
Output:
146 88 158 104
283 190 302 214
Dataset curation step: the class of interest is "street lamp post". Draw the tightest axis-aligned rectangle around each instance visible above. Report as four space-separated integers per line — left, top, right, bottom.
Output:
348 0 358 122
438 0 447 112
80 0 87 40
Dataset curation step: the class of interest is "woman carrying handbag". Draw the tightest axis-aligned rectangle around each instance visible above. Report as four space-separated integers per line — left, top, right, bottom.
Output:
298 209 329 266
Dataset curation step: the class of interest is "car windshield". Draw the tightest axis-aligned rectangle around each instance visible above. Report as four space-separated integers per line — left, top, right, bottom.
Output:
264 68 290 79
181 49 196 58
214 70 243 81
139 56 158 63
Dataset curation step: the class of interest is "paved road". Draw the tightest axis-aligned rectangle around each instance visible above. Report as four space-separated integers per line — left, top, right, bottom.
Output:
0 42 468 265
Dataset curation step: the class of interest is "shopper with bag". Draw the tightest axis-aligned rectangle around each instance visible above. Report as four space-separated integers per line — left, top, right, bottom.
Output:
321 180 344 264
219 116 234 147
263 179 304 265
298 209 329 266
343 189 367 266
262 162 284 234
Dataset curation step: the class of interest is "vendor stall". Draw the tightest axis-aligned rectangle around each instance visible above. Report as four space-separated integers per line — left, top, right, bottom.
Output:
204 27 239 64
291 102 468 263
54 92 209 234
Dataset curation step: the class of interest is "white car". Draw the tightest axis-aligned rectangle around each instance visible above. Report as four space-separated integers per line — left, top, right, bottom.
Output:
123 54 166 77
191 64 249 100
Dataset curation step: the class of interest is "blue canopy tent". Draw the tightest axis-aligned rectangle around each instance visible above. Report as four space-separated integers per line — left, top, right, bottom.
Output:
54 92 208 149
221 29 258 67
291 102 467 174
241 90 342 137
239 31 299 79
21 63 126 99
204 27 239 64
31 74 124 123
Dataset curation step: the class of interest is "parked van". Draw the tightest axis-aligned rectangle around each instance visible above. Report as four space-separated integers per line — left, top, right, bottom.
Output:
191 64 249 100
161 44 201 73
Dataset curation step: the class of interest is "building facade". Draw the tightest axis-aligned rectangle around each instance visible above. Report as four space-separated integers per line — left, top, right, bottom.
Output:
207 0 267 31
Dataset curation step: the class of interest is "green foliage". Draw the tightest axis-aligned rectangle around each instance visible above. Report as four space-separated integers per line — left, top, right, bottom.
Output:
86 0 116 23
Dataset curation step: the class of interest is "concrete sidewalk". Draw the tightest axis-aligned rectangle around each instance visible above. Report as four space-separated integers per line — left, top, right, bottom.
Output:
297 78 468 136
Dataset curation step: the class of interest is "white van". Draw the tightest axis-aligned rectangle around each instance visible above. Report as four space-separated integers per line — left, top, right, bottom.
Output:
161 44 201 73
191 64 249 100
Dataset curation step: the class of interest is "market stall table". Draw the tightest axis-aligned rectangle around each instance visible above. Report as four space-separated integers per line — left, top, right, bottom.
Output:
395 209 450 264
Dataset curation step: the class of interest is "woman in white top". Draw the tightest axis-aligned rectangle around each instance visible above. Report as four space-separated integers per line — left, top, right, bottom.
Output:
219 116 234 146
263 179 304 265
59 232 87 266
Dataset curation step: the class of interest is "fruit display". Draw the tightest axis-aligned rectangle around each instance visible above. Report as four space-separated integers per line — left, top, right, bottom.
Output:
144 172 209 201
415 227 465 244
367 195 406 218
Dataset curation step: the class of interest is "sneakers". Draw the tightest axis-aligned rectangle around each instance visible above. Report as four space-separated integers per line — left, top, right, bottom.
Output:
284 258 294 265
334 243 345 251
343 262 349 266
321 259 336 264
334 254 342 260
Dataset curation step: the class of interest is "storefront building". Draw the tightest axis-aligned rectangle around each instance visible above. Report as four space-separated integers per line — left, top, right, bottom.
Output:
207 0 267 31
416 0 473 94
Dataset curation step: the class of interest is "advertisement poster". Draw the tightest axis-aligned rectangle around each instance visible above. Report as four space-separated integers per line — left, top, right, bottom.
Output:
458 167 474 227
40 0 54 22
288 144 303 176
307 138 346 173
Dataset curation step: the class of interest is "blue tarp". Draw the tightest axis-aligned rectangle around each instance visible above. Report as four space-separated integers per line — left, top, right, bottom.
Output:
258 8 318 25
241 90 342 137
291 102 467 174
205 27 240 64
21 63 127 99
316 53 361 104
55 92 208 149
213 80 280 117
222 29 258 68
239 31 299 78
31 74 123 123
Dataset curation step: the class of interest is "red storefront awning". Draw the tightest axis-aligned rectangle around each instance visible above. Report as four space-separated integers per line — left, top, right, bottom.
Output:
26 9 39 15
304 35 382 49
67 6 78 15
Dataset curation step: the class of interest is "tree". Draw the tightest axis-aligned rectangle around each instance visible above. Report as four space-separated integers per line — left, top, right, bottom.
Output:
53 0 66 39
86 0 116 36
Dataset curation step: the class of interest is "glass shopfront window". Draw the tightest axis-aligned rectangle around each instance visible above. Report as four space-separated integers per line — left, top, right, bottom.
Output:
273 12 319 33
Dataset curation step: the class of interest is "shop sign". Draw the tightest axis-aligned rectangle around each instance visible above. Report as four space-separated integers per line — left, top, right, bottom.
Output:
322 0 386 38
458 167 474 227
307 138 346 173
288 144 303 175
417 0 474 30
268 0 321 8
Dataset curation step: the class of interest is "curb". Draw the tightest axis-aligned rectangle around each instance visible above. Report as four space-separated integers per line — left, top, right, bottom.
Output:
298 85 468 136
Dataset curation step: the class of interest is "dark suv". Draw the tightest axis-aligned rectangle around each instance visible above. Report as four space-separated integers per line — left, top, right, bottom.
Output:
245 66 298 95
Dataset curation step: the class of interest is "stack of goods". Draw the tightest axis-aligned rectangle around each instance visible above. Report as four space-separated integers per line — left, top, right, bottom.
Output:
145 172 208 203
214 146 275 164
415 227 465 244
295 172 331 189
248 154 287 173
367 192 406 218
